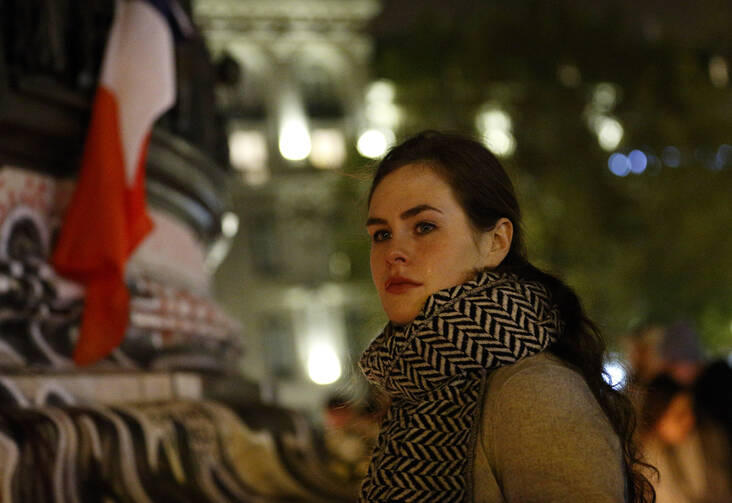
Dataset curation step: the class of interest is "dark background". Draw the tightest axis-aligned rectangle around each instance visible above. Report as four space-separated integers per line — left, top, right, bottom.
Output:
338 0 732 351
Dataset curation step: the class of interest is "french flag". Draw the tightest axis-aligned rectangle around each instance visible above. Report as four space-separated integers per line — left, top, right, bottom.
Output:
52 0 192 365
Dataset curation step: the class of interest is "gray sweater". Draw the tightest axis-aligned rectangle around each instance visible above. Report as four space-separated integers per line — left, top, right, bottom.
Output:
472 353 627 502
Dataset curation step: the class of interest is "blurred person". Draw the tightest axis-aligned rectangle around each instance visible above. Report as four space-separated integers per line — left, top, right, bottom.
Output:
359 131 654 502
640 372 732 503
624 321 704 389
658 321 706 386
639 374 694 443
692 358 732 442
639 374 699 503
624 324 666 387
322 394 382 488
324 394 357 430
690 360 732 500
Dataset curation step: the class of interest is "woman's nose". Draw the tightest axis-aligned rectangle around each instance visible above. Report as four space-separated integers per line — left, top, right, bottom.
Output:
386 243 408 264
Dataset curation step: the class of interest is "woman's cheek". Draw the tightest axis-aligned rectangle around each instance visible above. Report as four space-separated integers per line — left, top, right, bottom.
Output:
369 250 384 282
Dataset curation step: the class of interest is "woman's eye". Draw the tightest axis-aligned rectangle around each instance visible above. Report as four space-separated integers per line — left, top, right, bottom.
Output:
415 222 436 235
372 230 391 242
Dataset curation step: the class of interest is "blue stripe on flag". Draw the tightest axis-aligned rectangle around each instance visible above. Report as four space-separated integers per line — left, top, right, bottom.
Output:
141 0 194 41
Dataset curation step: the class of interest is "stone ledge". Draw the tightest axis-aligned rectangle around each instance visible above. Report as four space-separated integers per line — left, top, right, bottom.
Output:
0 371 202 406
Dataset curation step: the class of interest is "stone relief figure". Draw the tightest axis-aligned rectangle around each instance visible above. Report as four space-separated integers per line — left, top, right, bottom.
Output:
41 0 68 75
66 0 114 90
4 0 64 76
1 0 112 89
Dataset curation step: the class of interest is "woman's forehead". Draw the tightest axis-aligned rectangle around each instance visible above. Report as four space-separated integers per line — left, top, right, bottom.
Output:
374 163 446 193
368 165 458 215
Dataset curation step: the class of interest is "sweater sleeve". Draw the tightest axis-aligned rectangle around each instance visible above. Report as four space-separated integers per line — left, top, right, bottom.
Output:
479 359 626 503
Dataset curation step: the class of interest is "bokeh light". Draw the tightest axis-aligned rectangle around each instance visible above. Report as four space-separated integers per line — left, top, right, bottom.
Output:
476 106 515 157
221 212 239 238
229 130 269 184
597 117 624 151
328 251 352 279
603 357 627 389
307 344 342 385
366 80 396 104
482 129 516 158
709 55 729 88
592 83 619 111
715 144 732 170
628 150 648 174
661 146 681 167
476 109 512 132
310 129 346 169
279 119 311 161
357 129 392 159
608 153 631 177
557 63 581 87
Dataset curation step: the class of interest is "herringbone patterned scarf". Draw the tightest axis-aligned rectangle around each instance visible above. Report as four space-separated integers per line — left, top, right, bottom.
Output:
359 271 563 502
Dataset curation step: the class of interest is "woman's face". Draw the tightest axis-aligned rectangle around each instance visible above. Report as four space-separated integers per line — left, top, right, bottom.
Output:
367 163 495 324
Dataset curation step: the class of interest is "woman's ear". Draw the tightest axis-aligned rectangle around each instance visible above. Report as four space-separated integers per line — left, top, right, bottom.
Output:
479 218 513 268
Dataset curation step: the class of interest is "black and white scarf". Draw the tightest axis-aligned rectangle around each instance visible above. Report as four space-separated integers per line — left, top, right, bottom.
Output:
359 271 564 502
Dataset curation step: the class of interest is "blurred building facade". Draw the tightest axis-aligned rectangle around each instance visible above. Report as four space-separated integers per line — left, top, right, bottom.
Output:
0 2 367 500
195 0 384 412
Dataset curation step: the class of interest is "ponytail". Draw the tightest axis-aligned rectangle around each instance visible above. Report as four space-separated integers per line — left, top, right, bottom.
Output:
499 255 657 503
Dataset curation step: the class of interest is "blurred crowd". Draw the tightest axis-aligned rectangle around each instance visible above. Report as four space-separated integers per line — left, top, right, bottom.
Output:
320 393 385 492
624 321 732 503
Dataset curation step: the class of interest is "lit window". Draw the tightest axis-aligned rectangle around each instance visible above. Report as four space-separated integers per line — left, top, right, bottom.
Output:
279 119 311 161
310 129 346 169
229 130 269 185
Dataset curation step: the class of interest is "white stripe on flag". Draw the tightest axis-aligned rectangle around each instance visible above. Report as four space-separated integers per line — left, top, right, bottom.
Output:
100 0 176 186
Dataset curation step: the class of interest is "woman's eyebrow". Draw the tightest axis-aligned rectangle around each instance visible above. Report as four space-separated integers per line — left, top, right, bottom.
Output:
365 216 387 227
401 204 442 219
366 204 443 226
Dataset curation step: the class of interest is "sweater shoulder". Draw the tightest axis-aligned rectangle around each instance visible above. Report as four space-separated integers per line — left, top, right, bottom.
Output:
473 353 626 503
481 353 614 446
485 352 589 396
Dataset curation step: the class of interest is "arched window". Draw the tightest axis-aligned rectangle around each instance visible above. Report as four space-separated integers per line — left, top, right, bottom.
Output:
216 50 268 120
295 60 344 119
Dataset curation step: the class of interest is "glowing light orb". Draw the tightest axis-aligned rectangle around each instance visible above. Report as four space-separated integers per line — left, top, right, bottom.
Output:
476 109 512 132
366 80 396 104
608 153 631 177
307 345 342 385
229 130 268 172
628 150 647 174
482 129 516 158
603 360 627 389
597 117 624 151
357 129 391 159
310 129 345 169
221 212 239 238
279 121 311 161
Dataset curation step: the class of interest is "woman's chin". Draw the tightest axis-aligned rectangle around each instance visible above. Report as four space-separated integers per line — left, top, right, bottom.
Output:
380 291 429 325
388 317 415 326
384 307 420 326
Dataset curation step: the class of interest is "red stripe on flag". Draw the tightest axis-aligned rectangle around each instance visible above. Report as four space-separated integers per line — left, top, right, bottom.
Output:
52 86 153 365
74 276 130 365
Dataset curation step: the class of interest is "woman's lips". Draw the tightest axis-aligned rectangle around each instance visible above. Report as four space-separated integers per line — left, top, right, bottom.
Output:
385 277 422 294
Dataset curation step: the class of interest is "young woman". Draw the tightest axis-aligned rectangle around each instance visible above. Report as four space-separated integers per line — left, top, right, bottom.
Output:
359 131 654 502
